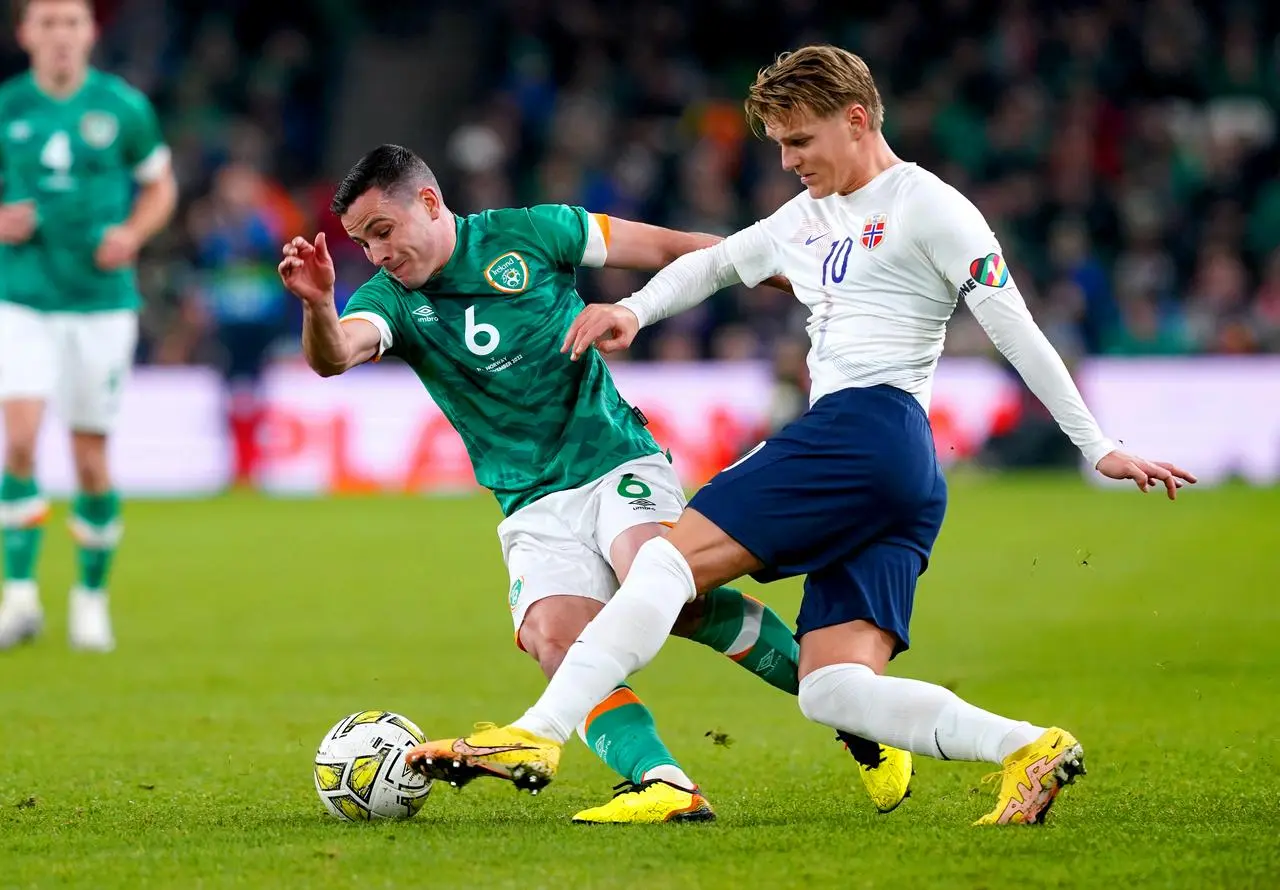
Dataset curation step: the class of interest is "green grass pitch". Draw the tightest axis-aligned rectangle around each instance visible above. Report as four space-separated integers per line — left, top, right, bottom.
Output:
1 473 1277 888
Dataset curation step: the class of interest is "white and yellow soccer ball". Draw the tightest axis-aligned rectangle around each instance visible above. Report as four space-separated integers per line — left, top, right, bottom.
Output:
314 710 433 821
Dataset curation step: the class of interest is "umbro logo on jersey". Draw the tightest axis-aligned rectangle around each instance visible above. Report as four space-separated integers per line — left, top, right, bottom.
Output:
412 305 438 323
629 498 656 510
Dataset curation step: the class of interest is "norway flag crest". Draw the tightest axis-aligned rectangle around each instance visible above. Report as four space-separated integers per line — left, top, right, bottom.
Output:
860 212 887 250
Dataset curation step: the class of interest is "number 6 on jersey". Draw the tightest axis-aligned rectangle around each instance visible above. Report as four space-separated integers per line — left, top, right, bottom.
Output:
465 305 501 356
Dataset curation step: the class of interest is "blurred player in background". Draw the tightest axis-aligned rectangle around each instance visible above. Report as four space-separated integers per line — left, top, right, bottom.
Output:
0 0 177 652
278 143 913 822
409 45 1197 826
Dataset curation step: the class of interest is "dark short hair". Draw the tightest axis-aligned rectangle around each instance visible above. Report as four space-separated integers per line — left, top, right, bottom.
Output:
330 144 438 216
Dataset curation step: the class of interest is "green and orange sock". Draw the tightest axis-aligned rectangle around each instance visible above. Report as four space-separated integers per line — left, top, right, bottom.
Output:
1 472 46 583
578 685 694 788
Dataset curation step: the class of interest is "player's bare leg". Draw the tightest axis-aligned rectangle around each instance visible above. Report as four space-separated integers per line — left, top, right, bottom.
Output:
67 431 121 652
0 398 48 649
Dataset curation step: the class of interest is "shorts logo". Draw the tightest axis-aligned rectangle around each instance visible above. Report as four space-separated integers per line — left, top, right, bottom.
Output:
629 498 656 511
484 252 530 294
969 253 1008 287
79 111 119 149
508 576 524 611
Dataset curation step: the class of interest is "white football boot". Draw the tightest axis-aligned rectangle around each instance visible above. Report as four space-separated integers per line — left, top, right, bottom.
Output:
69 587 115 652
0 580 43 649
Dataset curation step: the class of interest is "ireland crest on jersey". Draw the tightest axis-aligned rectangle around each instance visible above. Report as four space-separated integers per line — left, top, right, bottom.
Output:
484 252 530 294
79 111 119 149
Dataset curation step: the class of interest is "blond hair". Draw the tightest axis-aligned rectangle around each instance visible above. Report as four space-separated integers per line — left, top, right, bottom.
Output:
744 45 884 136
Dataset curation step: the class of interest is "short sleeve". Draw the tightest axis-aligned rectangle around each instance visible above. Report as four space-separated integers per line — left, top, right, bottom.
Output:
340 280 400 359
911 178 1017 309
119 88 170 183
526 203 606 268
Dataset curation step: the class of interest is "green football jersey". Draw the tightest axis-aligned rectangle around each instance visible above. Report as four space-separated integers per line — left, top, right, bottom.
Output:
0 68 168 312
341 204 661 516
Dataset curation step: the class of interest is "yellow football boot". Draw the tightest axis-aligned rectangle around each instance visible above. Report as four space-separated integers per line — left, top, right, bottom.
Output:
839 732 913 813
975 727 1085 825
572 780 716 824
405 722 561 794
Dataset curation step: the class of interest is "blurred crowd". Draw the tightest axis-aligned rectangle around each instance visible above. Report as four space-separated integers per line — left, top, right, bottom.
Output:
2 0 1278 390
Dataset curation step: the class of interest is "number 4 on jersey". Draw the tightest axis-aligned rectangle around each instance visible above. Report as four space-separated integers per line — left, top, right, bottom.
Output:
41 130 73 174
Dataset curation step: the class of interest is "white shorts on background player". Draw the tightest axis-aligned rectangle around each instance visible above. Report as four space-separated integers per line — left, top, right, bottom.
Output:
499 451 685 640
0 302 137 433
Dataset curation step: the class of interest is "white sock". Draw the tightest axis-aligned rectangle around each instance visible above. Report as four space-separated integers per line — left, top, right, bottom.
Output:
797 664 1044 765
513 537 695 743
641 764 696 790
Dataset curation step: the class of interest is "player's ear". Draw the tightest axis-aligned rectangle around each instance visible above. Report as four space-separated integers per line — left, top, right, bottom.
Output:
846 103 868 137
420 187 442 219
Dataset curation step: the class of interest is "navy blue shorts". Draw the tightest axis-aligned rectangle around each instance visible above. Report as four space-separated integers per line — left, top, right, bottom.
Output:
689 385 947 657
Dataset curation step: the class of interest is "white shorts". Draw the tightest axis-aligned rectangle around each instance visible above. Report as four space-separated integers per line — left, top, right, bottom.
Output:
0 302 138 433
498 451 686 643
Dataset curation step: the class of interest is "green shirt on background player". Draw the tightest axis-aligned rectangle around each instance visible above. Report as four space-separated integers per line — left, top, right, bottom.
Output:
278 143 906 824
0 67 169 311
0 0 177 655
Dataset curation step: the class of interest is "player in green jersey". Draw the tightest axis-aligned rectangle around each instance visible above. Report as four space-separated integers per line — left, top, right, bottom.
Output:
279 144 912 822
0 0 178 652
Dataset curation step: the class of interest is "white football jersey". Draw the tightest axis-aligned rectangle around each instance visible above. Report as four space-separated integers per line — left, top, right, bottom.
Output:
722 162 1013 410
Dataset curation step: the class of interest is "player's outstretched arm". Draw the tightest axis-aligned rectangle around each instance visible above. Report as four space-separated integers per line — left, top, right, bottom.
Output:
279 233 380 376
562 234 754 361
969 291 1196 499
600 217 720 270
600 216 792 293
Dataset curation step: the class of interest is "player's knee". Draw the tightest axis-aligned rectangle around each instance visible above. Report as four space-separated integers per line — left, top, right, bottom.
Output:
797 663 875 728
71 434 111 492
519 596 600 678
3 439 37 476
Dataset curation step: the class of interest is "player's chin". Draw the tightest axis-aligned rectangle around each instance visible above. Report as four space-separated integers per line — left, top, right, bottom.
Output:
393 270 428 289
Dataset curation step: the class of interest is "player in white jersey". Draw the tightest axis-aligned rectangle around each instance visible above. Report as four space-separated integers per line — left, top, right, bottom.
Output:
405 45 1197 826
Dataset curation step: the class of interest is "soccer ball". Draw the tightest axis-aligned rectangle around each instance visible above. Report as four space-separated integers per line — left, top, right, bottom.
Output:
313 710 433 821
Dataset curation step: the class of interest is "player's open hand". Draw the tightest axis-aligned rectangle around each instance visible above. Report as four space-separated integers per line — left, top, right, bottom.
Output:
1095 450 1197 500
561 303 640 361
95 224 142 270
0 201 36 245
279 233 336 305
